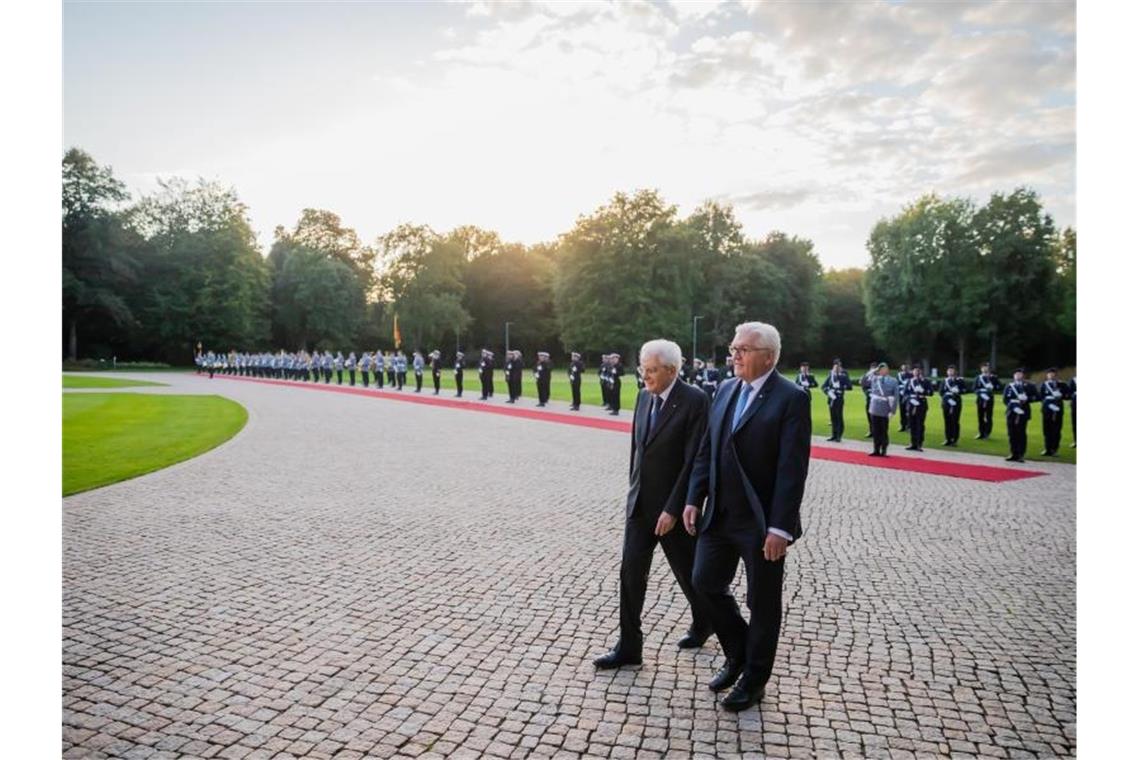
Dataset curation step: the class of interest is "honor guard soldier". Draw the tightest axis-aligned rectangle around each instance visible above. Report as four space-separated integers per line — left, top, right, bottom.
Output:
359 351 372 387
334 351 345 384
321 351 333 383
972 362 1002 439
503 351 517 403
896 363 914 432
821 358 853 441
511 350 525 402
600 355 613 410
722 355 734 381
796 362 817 395
1068 376 1076 447
205 350 216 378
453 351 465 397
700 357 721 399
568 352 584 410
1003 368 1037 461
430 350 443 394
609 353 625 415
383 351 395 387
635 365 646 390
904 365 934 451
679 357 693 385
1039 367 1067 456
479 349 494 400
534 351 552 406
939 365 969 446
346 351 357 386
413 351 425 392
860 362 877 437
307 351 318 382
868 363 899 456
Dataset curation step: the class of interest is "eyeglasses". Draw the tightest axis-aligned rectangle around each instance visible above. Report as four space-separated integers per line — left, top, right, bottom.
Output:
728 345 770 356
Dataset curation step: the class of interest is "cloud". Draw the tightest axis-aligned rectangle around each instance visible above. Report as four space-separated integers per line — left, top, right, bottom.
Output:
734 188 812 210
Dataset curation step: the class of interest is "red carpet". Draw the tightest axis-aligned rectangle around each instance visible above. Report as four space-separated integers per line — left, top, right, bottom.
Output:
206 374 1047 482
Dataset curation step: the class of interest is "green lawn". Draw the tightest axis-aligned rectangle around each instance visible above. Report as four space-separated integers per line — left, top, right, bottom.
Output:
63 393 248 496
63 374 167 389
353 368 1074 465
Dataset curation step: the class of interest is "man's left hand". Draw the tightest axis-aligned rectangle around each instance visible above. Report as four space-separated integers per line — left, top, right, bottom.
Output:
655 512 677 537
763 533 789 561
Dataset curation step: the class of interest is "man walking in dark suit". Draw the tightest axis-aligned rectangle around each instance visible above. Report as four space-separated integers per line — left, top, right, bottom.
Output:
594 339 713 670
684 321 812 712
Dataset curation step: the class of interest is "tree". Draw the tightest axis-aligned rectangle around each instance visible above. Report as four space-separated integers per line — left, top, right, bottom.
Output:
684 200 747 357
128 178 270 362
553 189 701 362
744 232 825 363
271 245 365 350
462 240 558 354
284 209 377 293
1053 226 1076 339
62 148 139 360
819 268 881 367
377 224 471 351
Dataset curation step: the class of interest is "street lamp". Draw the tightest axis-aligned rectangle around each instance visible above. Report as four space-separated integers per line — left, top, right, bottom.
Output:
505 322 513 354
692 315 703 370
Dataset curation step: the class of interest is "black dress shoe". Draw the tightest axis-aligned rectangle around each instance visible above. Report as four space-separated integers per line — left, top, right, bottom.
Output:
609 410 619 416
1005 456 1016 461
905 445 917 451
677 630 711 649
721 678 765 712
593 649 642 670
708 658 744 692
974 434 984 439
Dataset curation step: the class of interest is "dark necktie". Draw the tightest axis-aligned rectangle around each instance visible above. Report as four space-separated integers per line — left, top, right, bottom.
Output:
645 395 663 444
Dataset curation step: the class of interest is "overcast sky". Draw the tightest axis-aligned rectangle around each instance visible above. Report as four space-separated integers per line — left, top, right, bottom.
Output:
64 0 1074 269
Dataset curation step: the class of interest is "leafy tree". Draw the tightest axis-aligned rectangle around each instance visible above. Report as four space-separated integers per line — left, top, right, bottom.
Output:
62 148 139 360
1053 226 1076 339
271 245 365 349
743 232 824 363
377 224 471 351
283 209 377 292
684 200 746 357
818 268 881 367
462 241 558 354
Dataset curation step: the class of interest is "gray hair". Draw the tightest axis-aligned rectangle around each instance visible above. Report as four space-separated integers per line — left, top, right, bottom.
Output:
639 339 682 370
734 321 782 365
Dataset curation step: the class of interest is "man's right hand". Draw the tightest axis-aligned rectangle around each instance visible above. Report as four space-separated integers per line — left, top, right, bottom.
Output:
683 504 700 536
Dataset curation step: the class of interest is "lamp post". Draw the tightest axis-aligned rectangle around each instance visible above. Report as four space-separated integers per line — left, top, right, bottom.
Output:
692 315 703 370
505 322 513 354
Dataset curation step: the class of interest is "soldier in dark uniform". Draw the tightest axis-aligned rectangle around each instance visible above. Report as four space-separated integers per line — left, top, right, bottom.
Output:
722 355 734 381
534 351 552 406
568 351 584 410
938 364 969 446
453 351 465 397
478 349 494 400
1003 368 1037 462
860 362 876 437
609 353 625 415
821 358 853 442
1039 367 1067 456
972 362 1002 439
1068 376 1076 447
635 365 646 391
430 350 442 394
796 362 817 396
511 350 524 402
904 365 934 451
897 363 913 432
413 351 425 392
503 351 516 403
600 355 612 410
700 357 720 399
679 357 693 385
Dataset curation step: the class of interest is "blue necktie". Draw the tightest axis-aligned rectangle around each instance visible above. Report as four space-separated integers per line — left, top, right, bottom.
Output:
732 383 753 431
646 395 663 444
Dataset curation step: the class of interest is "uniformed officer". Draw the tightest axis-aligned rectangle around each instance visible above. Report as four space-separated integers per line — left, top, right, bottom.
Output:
534 351 552 406
395 351 408 390
504 351 518 403
609 353 625 415
385 351 396 387
568 351 584 410
821 358 853 442
346 351 357 386
860 362 876 437
1039 367 1067 456
359 350 373 387
722 355 734 382
897 363 913 432
972 362 1003 439
1068 376 1076 448
479 349 494 400
430 350 443 394
413 351 425 392
796 362 817 396
700 356 720 399
453 351 465 397
334 351 345 384
868 362 899 456
635 365 646 391
600 355 613 410
939 365 969 446
322 351 334 383
904 365 934 451
678 357 693 385
1003 368 1037 462
512 350 525 402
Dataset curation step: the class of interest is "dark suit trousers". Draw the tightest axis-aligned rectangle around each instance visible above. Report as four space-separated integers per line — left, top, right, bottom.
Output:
828 398 845 439
978 399 994 437
619 508 709 654
693 509 785 685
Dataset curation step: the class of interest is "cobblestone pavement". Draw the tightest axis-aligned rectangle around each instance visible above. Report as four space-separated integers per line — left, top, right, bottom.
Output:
63 373 1076 758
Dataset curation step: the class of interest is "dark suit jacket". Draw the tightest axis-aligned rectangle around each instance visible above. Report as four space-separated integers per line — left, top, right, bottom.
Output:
685 372 812 538
626 380 710 519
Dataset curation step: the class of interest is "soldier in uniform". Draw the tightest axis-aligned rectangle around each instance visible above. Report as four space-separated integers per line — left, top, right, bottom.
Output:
1068 376 1076 447
384 351 395 387
722 355 735 382
453 351 465 397
678 357 693 385
938 365 969 446
513 350 525 402
322 350 334 383
700 357 721 399
503 351 518 403
1003 368 1037 462
610 353 625 415
568 351 584 410
635 365 646 391
904 365 934 451
413 351 425 392
346 351 357 386
868 363 898 456
430 350 443 394
479 349 494 400
860 362 876 437
334 351 345 385
359 350 372 388
395 351 408 390
1039 367 1067 456
534 351 552 406
796 362 817 396
972 362 1002 439
600 355 613 410
821 358 853 442
897 363 913 432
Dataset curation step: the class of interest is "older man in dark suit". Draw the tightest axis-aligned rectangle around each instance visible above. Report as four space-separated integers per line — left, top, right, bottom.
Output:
594 339 713 669
684 321 812 711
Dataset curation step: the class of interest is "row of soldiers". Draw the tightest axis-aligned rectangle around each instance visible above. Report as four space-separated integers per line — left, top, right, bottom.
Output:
792 359 1075 461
